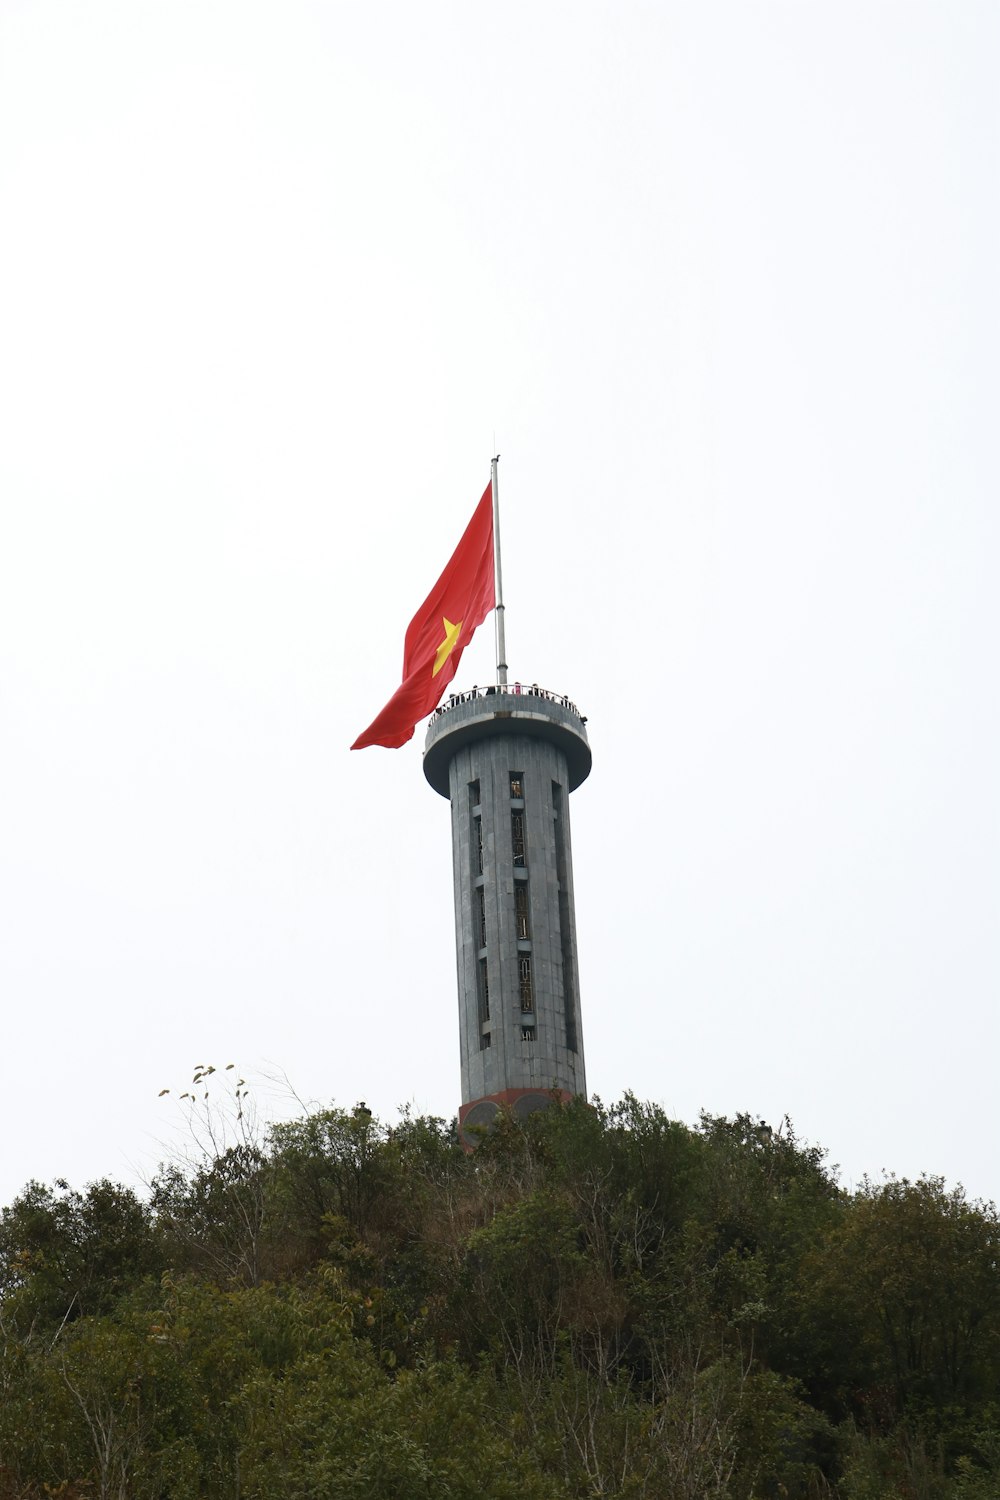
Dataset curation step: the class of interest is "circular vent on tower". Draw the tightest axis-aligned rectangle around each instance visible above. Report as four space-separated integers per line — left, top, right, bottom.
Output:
512 1092 554 1120
460 1098 500 1147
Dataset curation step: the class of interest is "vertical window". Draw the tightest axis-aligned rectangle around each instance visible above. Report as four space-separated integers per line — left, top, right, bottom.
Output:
515 882 530 940
511 810 526 868
510 773 523 799
470 780 484 875
552 782 578 1052
472 778 489 1050
518 953 534 1011
521 1026 535 1043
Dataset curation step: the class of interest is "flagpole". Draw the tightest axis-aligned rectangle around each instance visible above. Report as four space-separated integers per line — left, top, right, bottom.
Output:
491 454 508 687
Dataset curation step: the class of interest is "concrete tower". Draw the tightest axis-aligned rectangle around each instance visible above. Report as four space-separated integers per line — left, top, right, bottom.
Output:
424 686 591 1137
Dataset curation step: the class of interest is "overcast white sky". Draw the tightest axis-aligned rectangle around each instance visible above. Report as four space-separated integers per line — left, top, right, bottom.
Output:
1 2 997 1209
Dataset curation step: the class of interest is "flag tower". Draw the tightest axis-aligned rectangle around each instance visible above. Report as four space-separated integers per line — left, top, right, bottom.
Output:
423 458 590 1140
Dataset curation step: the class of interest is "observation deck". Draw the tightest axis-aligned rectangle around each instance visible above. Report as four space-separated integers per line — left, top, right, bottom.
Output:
423 685 592 798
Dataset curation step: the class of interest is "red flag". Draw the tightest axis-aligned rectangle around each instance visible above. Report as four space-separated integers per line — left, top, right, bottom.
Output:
351 485 495 750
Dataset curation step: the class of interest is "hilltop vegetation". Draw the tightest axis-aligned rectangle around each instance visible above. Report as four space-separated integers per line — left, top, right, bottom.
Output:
0 1093 997 1499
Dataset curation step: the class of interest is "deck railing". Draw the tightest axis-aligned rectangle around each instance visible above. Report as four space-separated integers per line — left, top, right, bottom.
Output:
430 684 585 723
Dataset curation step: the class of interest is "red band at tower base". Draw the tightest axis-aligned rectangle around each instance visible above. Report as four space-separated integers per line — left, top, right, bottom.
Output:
459 1087 574 1145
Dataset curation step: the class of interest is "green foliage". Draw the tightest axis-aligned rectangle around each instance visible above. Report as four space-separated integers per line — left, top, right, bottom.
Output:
237 1350 565 1499
1 1097 997 1497
791 1176 1000 1428
0 1178 163 1331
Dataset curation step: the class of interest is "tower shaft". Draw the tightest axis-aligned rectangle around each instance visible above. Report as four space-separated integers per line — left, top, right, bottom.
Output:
424 688 590 1135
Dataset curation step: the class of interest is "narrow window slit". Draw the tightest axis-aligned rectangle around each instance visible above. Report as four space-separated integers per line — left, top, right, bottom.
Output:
511 810 526 867
518 953 534 1011
552 782 578 1051
515 883 531 941
479 957 490 1023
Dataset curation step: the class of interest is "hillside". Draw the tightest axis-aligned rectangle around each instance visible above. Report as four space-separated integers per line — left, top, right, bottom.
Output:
0 1094 997 1499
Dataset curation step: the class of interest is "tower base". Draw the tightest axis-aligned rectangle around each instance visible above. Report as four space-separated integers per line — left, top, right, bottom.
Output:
459 1086 573 1147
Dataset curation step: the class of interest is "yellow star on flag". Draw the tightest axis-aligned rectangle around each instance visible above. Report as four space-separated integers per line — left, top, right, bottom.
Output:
432 616 463 676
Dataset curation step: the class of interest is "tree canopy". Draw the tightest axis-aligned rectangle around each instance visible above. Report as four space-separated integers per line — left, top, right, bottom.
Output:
0 1092 997 1499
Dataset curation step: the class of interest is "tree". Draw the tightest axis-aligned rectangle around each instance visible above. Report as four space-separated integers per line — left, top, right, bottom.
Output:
792 1175 1000 1430
0 1179 163 1332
